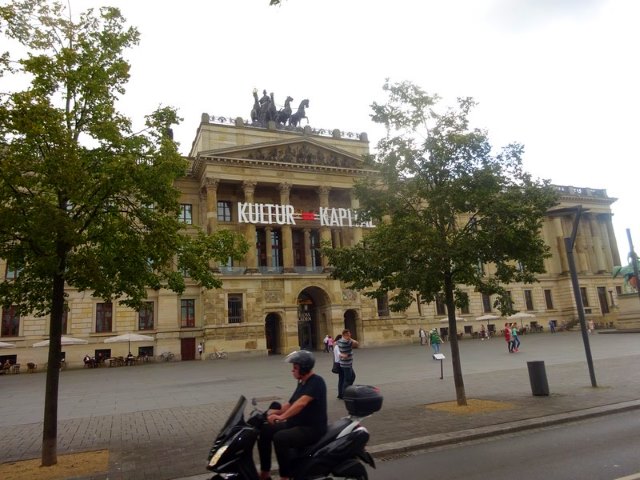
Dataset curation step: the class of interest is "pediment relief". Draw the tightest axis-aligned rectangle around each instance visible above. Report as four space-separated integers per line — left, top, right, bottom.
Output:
203 140 364 169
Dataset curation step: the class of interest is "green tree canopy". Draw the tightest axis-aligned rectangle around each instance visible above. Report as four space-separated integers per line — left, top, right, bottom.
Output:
324 80 558 405
0 0 247 466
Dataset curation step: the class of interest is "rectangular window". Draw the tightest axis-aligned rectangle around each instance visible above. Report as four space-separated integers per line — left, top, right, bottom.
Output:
310 230 322 267
476 260 485 276
292 229 305 267
482 293 492 313
181 299 195 328
580 287 590 307
460 302 470 314
270 229 282 268
597 286 610 314
256 229 267 267
179 204 193 224
95 302 113 333
1 306 20 337
435 294 446 316
506 291 513 310
524 290 534 311
228 294 243 324
138 302 154 330
377 294 390 317
217 201 232 222
544 289 554 309
4 262 20 280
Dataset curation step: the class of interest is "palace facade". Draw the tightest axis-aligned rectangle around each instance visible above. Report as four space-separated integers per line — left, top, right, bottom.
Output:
0 114 625 367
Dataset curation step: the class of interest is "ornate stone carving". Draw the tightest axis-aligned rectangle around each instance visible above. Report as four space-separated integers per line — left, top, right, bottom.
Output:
265 290 282 303
244 144 357 168
342 289 358 302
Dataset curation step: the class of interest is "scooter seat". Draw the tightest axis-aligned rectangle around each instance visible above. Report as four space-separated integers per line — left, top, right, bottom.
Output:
299 418 353 456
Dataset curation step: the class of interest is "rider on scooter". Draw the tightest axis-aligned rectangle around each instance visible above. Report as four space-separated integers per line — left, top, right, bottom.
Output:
258 350 328 480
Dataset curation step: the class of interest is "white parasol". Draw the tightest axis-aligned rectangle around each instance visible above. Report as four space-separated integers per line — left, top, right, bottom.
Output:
33 336 89 347
438 316 466 323
104 332 155 353
508 311 536 328
0 341 16 348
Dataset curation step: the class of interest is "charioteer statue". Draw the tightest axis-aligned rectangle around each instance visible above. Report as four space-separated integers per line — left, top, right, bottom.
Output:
250 89 309 128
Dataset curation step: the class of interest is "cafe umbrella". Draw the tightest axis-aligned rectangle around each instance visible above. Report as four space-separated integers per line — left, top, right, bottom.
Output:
0 341 16 348
32 336 89 347
508 311 535 328
103 332 154 353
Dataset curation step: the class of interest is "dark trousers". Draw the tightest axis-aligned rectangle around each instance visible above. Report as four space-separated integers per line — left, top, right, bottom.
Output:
338 366 356 398
258 422 322 477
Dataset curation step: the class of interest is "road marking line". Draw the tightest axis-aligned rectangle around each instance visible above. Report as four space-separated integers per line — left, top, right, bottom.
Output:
615 473 640 480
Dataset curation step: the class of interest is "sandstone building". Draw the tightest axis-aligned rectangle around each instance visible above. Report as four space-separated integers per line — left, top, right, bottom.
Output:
0 113 625 367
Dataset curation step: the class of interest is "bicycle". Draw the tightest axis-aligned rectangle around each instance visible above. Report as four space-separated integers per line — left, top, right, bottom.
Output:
208 348 227 360
158 352 175 362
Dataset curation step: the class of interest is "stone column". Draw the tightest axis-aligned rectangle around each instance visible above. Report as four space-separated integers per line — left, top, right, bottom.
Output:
243 181 258 273
589 214 607 273
350 192 363 245
304 228 312 270
318 186 332 269
202 177 219 235
576 222 591 273
553 217 569 273
598 213 616 270
602 214 621 266
279 183 295 273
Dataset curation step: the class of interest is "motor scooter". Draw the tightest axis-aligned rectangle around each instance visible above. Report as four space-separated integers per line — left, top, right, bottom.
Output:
206 384 383 480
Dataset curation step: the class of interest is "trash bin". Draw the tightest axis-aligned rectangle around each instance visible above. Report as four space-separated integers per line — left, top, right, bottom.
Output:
527 361 549 396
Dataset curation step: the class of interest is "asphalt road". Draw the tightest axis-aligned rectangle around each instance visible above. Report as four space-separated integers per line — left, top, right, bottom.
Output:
371 409 640 480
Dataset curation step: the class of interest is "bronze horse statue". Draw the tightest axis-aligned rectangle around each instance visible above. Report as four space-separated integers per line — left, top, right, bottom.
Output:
288 99 309 127
276 96 293 125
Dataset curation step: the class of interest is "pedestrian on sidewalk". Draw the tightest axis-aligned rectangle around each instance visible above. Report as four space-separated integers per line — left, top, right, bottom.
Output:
336 329 359 399
511 323 520 352
323 334 330 352
327 335 334 352
429 329 441 355
419 327 427 345
333 334 343 397
504 323 513 352
588 319 595 334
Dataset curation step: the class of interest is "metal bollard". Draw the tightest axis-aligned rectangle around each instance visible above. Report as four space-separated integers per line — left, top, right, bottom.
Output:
527 360 550 396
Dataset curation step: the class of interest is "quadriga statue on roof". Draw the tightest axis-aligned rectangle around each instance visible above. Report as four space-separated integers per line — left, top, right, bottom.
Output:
249 90 308 127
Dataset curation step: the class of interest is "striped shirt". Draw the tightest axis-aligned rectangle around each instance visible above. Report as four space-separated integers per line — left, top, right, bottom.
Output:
337 338 355 367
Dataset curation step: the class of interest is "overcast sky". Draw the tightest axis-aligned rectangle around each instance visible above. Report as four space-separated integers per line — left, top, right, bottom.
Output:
31 1 640 259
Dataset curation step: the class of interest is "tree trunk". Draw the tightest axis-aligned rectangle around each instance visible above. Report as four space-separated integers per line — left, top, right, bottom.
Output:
444 274 467 406
41 270 66 466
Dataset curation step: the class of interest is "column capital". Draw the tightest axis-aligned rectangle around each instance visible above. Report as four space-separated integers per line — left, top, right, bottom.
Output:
201 177 219 191
278 182 292 195
317 185 331 196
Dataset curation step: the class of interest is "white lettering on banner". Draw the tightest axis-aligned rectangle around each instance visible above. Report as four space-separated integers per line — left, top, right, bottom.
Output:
237 202 373 228
238 203 296 225
319 207 374 228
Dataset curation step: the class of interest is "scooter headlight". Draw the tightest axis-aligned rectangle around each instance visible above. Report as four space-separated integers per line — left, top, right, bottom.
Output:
208 445 228 467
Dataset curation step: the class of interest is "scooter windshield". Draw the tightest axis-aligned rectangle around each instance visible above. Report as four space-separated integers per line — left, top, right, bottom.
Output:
218 396 247 435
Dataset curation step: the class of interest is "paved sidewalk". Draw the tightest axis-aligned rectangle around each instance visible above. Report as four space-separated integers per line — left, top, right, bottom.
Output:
1 331 639 479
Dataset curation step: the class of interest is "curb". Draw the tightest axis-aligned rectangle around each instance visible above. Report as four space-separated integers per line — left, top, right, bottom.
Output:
368 399 640 457
171 400 640 480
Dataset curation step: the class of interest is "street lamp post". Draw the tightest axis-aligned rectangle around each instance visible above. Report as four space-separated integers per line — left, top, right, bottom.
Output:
551 205 597 387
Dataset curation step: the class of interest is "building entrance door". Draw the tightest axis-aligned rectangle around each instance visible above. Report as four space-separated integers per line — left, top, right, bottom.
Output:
296 287 331 351
265 313 280 354
181 338 195 361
